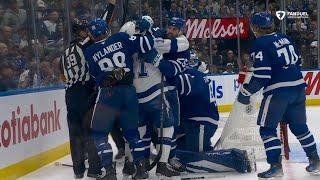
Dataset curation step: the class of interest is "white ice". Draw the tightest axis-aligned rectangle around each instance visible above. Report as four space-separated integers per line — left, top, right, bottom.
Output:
19 106 320 180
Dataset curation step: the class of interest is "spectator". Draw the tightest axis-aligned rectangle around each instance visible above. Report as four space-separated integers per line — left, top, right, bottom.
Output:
209 64 220 75
195 4 209 18
40 10 60 42
167 2 181 18
36 0 47 21
223 50 238 71
0 0 26 30
51 57 63 85
17 27 28 49
211 0 221 17
220 0 230 17
223 63 235 74
18 61 39 88
0 63 17 91
0 42 9 60
39 61 54 87
241 52 252 70
185 3 197 18
211 44 223 66
0 4 5 23
0 26 19 47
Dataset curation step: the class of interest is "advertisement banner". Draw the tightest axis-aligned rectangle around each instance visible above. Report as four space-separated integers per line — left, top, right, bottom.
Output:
0 89 68 169
185 18 250 39
303 71 320 99
207 70 320 106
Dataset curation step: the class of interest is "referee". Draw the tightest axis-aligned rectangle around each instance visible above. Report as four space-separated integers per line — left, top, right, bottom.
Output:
59 1 115 178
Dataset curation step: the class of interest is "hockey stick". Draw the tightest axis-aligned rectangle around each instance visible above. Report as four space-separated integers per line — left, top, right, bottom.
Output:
280 122 290 160
181 173 226 180
147 75 164 171
54 162 76 168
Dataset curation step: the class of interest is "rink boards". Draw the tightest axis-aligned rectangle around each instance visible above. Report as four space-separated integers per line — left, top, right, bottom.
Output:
0 70 319 179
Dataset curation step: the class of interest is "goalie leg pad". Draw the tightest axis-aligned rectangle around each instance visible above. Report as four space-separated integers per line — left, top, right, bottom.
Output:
259 127 282 164
176 149 251 173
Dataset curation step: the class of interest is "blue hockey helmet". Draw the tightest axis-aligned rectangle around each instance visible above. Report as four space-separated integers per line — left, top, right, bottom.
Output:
251 12 274 29
168 17 185 30
88 18 109 38
136 18 151 34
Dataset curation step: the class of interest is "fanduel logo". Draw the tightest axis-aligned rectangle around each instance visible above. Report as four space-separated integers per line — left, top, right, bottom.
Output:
276 11 286 20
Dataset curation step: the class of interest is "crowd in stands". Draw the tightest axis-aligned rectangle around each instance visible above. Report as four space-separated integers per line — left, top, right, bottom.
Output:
0 0 318 92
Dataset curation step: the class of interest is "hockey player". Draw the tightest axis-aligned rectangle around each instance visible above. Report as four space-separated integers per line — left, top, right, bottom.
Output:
156 17 190 172
175 51 218 152
84 18 154 180
158 45 251 175
59 1 115 178
188 50 209 74
119 18 184 179
238 12 320 179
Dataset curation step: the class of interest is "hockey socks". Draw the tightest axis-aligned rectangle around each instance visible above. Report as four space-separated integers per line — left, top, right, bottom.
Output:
259 127 282 164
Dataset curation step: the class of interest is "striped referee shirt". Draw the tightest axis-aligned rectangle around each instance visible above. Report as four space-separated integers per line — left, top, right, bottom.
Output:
61 42 91 89
60 3 115 89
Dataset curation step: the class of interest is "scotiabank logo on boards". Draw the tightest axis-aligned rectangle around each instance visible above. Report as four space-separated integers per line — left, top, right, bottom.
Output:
304 71 320 96
0 101 61 148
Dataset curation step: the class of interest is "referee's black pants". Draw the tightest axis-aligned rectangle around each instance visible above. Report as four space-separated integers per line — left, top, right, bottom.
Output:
65 83 101 175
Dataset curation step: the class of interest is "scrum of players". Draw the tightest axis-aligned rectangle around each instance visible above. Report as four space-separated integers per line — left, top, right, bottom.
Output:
61 2 319 179
79 13 255 179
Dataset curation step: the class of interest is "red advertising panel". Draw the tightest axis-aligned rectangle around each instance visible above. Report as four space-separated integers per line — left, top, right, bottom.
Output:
186 18 250 39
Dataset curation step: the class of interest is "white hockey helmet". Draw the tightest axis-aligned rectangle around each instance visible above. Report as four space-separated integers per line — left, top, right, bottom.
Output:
142 15 154 29
119 21 137 36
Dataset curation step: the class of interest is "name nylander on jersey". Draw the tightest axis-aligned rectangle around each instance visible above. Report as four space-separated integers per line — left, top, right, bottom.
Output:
248 32 306 95
84 32 153 86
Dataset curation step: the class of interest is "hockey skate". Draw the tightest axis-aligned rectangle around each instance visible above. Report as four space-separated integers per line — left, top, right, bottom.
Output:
169 158 186 173
306 152 320 175
133 159 149 180
87 170 102 178
257 163 283 179
156 162 180 180
74 173 84 179
96 165 117 180
122 158 135 180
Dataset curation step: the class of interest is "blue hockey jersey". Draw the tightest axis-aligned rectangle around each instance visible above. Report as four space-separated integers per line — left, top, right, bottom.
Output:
174 69 219 126
84 32 153 86
244 32 306 96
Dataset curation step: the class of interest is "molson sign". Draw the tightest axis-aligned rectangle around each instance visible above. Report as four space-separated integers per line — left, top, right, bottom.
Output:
303 71 320 99
186 18 250 39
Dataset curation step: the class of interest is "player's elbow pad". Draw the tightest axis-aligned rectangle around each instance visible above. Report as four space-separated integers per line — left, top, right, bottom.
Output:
169 37 189 53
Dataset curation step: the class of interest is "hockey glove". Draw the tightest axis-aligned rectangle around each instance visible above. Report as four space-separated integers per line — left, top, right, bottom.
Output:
103 68 126 87
237 86 251 105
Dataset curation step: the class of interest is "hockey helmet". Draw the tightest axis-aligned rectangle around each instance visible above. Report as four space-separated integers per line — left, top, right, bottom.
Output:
88 18 109 38
251 12 274 29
